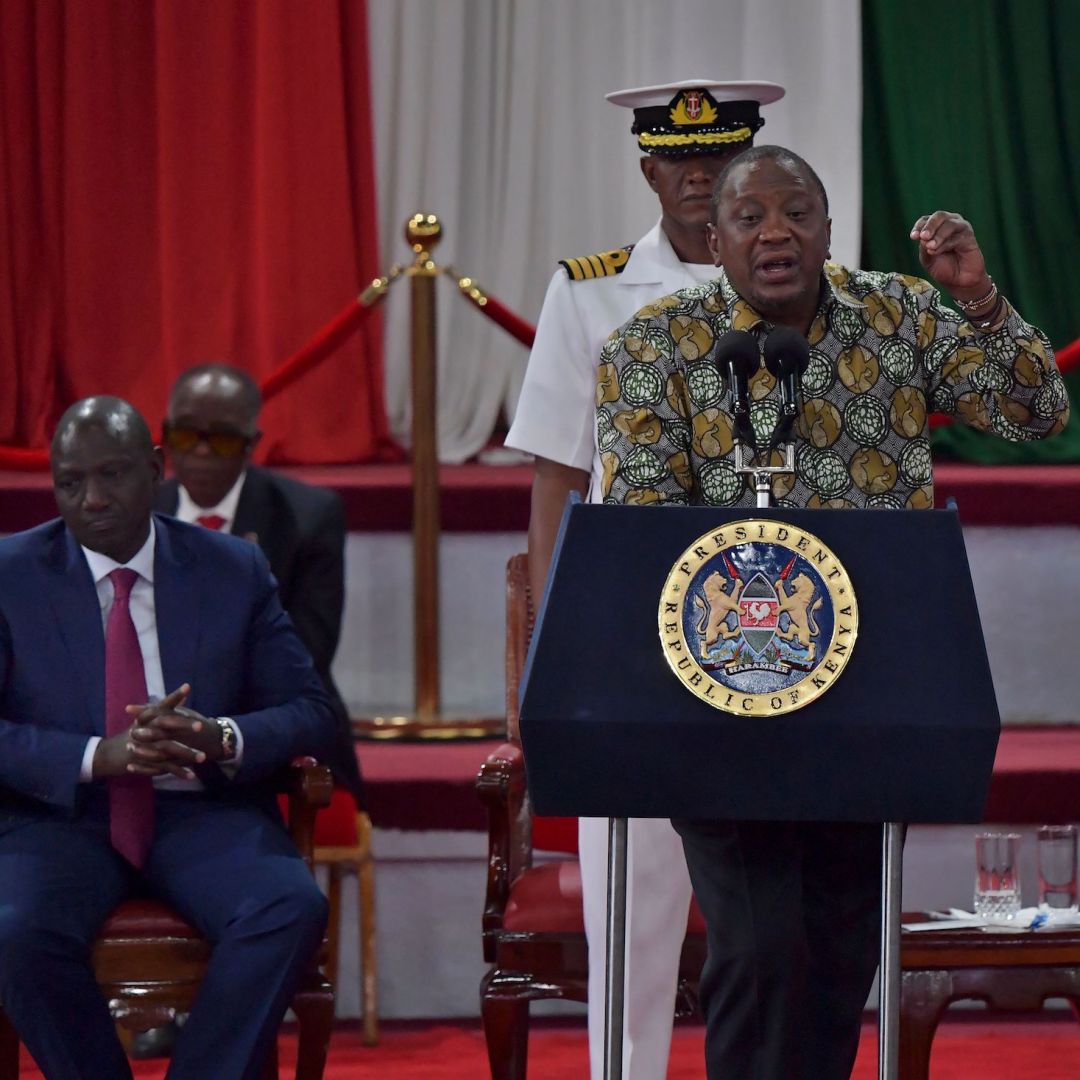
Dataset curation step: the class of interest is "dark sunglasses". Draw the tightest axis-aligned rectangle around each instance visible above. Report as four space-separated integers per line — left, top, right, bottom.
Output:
162 423 254 459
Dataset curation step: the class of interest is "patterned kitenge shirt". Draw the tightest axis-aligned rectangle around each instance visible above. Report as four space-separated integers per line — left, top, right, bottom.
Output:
596 264 1069 508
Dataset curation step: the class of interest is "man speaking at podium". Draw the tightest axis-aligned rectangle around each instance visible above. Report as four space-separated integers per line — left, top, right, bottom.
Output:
507 78 783 1079
597 145 1069 1078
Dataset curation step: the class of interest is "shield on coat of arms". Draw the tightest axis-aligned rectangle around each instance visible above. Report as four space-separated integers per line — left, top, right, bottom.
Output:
684 91 702 120
738 572 779 654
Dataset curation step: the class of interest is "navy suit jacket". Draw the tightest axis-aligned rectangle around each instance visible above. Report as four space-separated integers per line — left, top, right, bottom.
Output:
156 468 364 804
0 513 336 821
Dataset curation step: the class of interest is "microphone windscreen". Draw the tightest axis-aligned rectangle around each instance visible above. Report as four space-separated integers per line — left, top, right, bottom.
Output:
715 330 760 379
763 327 810 378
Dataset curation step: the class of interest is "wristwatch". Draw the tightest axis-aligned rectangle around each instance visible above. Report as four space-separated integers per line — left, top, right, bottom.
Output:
218 718 238 762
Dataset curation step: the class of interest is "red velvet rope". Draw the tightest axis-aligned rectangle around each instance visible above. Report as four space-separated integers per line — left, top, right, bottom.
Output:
466 291 536 348
260 297 376 402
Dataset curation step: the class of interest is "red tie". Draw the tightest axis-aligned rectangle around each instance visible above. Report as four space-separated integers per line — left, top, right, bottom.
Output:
105 568 154 867
196 514 227 530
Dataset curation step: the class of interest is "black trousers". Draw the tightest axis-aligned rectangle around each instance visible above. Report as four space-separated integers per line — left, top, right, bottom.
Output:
672 819 882 1080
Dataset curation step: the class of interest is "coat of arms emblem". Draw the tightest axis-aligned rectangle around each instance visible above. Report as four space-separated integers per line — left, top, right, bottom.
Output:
659 520 857 715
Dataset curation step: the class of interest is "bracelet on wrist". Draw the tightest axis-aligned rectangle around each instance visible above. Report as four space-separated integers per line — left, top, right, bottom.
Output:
953 280 997 313
968 295 1006 330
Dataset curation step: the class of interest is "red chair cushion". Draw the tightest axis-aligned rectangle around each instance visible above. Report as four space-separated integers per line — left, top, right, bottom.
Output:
99 899 202 939
504 860 708 936
504 860 584 933
532 815 579 854
277 787 360 848
312 788 360 847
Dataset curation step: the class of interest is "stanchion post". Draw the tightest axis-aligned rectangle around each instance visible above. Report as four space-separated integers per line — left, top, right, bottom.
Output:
406 212 442 725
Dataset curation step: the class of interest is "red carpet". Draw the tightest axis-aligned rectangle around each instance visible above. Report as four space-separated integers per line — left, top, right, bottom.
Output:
18 1017 1080 1077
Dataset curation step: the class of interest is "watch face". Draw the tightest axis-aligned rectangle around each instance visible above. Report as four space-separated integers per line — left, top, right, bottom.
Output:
219 719 236 761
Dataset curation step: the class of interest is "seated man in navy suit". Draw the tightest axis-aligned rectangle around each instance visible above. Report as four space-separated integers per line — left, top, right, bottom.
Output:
154 363 364 804
0 396 337 1080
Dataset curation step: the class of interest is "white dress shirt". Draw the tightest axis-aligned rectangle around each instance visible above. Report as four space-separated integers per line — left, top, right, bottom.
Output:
174 470 247 532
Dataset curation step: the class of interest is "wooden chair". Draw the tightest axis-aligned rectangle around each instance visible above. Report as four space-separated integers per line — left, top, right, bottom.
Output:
477 553 707 1080
0 759 335 1080
313 788 379 1045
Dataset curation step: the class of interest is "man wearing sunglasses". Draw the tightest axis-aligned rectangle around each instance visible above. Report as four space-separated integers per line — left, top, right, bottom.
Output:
155 364 363 805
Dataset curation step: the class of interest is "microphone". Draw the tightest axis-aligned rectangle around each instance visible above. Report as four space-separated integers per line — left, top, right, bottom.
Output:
762 327 810 449
715 330 760 449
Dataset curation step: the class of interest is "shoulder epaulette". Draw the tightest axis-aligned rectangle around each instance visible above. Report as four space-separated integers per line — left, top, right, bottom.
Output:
559 245 635 282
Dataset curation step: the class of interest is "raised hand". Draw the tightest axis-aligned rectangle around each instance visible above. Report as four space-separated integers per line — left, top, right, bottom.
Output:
909 211 991 301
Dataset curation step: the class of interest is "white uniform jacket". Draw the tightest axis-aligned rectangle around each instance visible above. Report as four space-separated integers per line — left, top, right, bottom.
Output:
506 220 718 500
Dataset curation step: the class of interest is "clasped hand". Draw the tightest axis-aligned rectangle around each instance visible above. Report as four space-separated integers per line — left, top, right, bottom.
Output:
93 683 222 780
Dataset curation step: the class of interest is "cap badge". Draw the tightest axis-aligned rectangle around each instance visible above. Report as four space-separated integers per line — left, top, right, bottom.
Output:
671 89 718 127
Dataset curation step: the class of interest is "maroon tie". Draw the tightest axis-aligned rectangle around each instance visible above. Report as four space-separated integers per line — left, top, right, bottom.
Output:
195 514 227 531
105 568 154 867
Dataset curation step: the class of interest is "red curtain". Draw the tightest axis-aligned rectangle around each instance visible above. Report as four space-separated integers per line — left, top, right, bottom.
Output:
0 0 394 465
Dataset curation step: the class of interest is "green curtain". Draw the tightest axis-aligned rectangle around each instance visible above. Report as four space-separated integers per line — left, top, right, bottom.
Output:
862 0 1080 462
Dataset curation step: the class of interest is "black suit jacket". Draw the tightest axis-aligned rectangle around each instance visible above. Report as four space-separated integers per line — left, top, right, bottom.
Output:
156 467 364 804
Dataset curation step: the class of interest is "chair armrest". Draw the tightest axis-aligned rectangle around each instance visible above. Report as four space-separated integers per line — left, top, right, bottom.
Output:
279 757 334 868
477 741 532 961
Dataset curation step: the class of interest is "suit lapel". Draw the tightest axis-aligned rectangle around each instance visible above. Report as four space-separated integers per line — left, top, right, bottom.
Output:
231 468 271 544
152 516 201 700
45 529 106 734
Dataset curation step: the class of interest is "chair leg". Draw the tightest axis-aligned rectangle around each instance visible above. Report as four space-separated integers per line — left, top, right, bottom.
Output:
358 850 379 1046
0 1008 19 1080
324 864 342 995
480 978 529 1080
291 981 334 1080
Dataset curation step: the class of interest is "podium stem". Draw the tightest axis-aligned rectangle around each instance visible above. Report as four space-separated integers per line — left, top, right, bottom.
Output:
878 821 904 1080
603 816 628 1080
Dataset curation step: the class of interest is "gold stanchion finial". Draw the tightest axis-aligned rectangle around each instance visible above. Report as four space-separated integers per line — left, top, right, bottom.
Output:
406 213 441 276
405 212 442 253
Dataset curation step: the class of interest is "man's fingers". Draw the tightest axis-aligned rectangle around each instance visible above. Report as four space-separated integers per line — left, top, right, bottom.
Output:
126 760 197 780
140 713 204 735
909 214 931 239
126 684 194 726
162 683 192 709
911 210 949 239
911 210 967 244
922 220 972 253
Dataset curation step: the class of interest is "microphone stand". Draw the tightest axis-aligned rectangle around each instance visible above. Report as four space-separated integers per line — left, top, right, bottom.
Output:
732 428 904 1080
733 440 796 510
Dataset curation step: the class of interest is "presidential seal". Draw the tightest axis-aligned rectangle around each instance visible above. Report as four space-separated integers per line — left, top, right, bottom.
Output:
658 520 857 715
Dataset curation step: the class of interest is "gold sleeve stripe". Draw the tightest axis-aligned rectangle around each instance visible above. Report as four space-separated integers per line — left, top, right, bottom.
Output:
559 245 634 282
639 127 753 148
